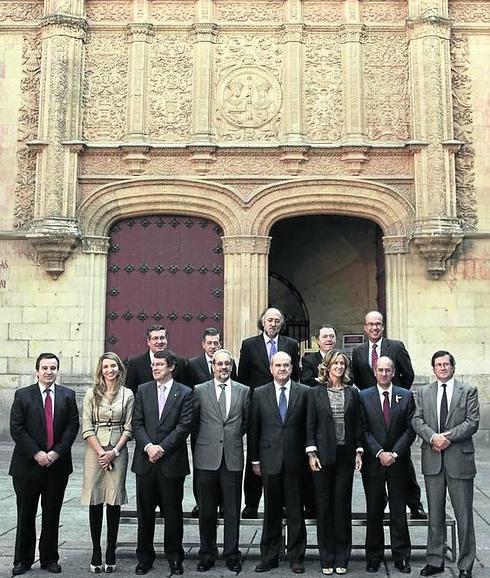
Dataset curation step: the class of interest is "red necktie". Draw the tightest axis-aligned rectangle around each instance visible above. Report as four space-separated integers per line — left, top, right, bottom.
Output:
371 343 378 373
382 391 391 426
45 389 54 450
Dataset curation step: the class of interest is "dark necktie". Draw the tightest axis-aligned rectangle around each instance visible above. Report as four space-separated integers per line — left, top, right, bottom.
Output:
382 391 391 426
278 386 287 423
371 343 378 373
439 383 448 433
45 389 54 450
269 339 277 361
218 384 227 419
208 360 213 377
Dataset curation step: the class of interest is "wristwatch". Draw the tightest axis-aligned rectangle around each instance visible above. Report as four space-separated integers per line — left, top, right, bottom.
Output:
112 447 120 457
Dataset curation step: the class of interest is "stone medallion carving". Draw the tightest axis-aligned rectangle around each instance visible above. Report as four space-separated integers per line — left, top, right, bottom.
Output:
216 66 282 130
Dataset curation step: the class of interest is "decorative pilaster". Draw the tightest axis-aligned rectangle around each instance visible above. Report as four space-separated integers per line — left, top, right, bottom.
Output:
222 235 271 358
407 0 463 277
27 1 87 278
383 239 409 344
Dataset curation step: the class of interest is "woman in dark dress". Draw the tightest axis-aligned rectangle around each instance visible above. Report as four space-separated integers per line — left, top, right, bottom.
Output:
306 350 363 575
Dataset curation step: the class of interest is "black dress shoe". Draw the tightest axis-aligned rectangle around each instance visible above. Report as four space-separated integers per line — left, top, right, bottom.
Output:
394 560 411 573
410 507 428 520
226 559 242 572
135 562 153 575
12 563 31 576
459 571 472 578
420 565 444 576
169 560 183 575
242 506 258 519
197 560 215 572
255 560 279 572
291 562 305 574
40 562 61 573
366 561 380 573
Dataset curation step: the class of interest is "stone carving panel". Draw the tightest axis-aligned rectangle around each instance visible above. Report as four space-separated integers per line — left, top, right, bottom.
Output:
151 1 194 23
449 2 490 23
303 1 343 24
83 31 128 141
216 1 283 23
212 153 279 175
361 1 408 24
148 33 192 141
215 34 283 141
364 31 410 141
451 33 477 231
14 32 41 230
0 2 43 21
86 1 131 22
304 32 343 142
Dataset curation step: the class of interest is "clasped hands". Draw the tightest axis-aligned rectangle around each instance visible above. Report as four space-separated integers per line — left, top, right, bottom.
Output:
34 450 59 467
431 432 451 453
146 443 165 463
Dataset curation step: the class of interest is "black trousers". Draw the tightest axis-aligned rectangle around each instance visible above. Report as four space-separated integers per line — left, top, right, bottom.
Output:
313 446 354 568
136 469 185 564
261 467 306 564
363 471 411 563
13 473 68 567
196 458 243 562
244 452 262 509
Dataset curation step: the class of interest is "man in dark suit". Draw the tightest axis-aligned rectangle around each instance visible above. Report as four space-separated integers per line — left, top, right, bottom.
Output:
131 349 193 576
126 324 187 394
9 353 79 576
352 310 425 519
360 356 415 574
193 349 250 573
249 351 308 574
413 351 479 578
300 324 337 385
187 327 237 387
238 307 300 518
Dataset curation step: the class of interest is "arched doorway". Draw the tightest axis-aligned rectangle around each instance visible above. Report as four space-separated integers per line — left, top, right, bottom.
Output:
105 215 225 359
268 215 385 348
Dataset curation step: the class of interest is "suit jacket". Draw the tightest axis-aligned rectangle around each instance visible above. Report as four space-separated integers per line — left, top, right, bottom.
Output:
187 354 238 388
126 351 188 394
248 380 308 475
9 383 79 480
237 334 300 390
131 379 193 478
360 385 416 478
412 380 479 479
306 384 362 466
300 351 323 385
352 338 414 390
193 379 250 472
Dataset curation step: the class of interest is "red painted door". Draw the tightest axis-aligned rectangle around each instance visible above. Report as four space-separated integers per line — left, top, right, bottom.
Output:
105 215 224 359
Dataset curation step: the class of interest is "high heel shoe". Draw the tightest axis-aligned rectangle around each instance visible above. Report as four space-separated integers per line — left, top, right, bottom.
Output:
90 564 103 573
105 545 116 573
104 563 116 573
322 569 334 575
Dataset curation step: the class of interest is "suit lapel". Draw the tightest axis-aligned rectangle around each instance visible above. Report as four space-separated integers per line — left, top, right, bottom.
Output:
227 381 240 420
427 382 439 430
200 355 212 379
53 385 63 439
204 380 222 420
255 336 270 372
160 382 180 422
368 388 386 431
446 380 463 426
318 385 333 417
284 382 299 422
344 386 352 415
265 383 282 424
32 385 46 441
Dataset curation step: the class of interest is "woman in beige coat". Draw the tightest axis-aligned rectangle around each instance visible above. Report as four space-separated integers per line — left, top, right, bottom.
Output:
81 352 134 573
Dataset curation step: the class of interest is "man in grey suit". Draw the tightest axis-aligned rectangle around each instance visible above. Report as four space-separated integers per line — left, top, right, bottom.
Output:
193 349 250 573
412 351 479 578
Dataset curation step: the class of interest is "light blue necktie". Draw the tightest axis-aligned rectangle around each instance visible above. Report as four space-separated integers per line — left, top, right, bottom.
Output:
278 386 287 422
269 339 277 361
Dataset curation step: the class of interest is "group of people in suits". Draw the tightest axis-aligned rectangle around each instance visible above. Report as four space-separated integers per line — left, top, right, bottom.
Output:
8 308 480 578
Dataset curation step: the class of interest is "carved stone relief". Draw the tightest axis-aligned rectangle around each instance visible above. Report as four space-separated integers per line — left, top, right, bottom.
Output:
451 33 478 231
0 2 43 21
14 31 41 230
85 1 131 22
304 32 343 142
211 152 279 175
148 33 192 141
83 31 128 141
449 2 490 22
302 1 343 24
364 31 410 141
216 1 283 23
215 33 283 141
151 1 194 23
361 1 408 24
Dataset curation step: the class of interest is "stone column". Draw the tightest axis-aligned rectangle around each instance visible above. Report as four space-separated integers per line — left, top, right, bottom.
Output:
27 0 86 278
407 0 463 278
222 235 271 359
383 236 410 343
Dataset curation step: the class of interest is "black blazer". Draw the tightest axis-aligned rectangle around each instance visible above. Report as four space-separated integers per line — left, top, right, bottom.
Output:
186 353 238 387
238 334 300 390
300 351 323 385
248 380 308 475
351 338 414 390
131 379 193 478
126 351 188 394
360 386 415 478
9 384 79 480
306 384 362 466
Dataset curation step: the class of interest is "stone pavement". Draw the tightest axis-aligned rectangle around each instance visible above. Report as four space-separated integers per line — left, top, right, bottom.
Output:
0 441 489 578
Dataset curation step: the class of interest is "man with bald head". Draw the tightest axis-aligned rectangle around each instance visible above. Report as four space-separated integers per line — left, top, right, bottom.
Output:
238 307 300 518
249 352 309 574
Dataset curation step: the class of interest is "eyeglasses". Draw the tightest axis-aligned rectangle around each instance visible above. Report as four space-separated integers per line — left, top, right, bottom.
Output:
365 322 383 328
214 361 232 367
434 362 452 369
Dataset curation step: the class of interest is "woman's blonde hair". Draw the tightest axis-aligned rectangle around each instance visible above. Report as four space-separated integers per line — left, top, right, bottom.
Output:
93 352 126 406
318 349 350 387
